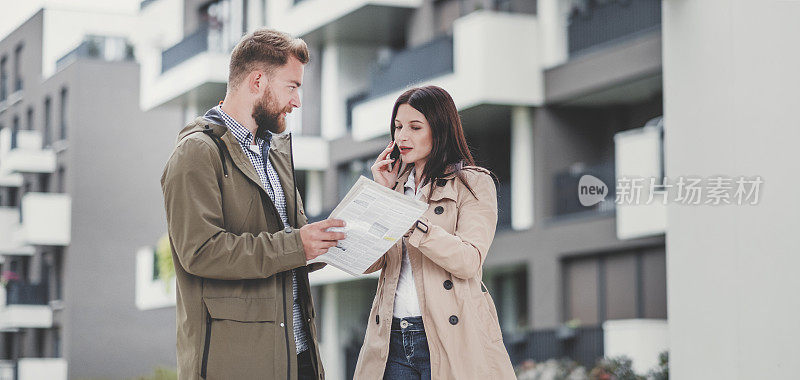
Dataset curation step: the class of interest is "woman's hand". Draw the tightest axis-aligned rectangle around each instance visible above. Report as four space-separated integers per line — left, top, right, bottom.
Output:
371 141 400 188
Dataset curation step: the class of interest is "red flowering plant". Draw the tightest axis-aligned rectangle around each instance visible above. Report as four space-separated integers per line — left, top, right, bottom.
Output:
0 271 19 287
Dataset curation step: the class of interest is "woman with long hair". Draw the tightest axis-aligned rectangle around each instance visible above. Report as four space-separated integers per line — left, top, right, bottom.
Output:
353 86 515 380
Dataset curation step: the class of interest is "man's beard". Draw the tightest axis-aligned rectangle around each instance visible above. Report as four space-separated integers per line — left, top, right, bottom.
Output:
252 89 288 138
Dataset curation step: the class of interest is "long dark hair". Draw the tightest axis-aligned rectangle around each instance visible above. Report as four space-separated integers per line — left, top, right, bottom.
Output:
389 85 482 199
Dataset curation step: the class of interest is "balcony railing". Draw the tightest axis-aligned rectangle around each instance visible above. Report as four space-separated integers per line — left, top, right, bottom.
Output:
161 25 236 73
56 36 135 71
4 281 48 306
567 0 661 56
366 36 454 100
554 161 616 217
0 128 56 175
504 326 605 369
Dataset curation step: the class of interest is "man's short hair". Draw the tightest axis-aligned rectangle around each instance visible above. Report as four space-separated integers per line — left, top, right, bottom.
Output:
228 28 309 88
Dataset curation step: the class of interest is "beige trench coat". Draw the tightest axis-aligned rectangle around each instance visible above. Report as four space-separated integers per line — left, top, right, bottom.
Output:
353 166 516 380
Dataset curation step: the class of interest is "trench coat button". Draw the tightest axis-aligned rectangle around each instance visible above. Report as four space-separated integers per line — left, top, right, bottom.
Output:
376 315 380 325
280 322 285 327
307 318 311 323
284 226 293 234
434 206 444 215
443 280 453 290
449 315 459 325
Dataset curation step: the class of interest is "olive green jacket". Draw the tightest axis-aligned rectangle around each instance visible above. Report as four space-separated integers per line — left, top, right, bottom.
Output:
161 109 324 380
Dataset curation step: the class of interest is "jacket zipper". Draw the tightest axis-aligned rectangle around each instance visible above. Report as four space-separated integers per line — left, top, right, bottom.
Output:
200 313 212 378
282 272 291 380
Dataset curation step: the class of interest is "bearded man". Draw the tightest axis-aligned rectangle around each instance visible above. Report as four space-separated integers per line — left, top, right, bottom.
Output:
161 28 344 380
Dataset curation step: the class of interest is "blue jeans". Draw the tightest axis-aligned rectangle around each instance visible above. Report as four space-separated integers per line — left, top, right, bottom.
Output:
383 316 431 380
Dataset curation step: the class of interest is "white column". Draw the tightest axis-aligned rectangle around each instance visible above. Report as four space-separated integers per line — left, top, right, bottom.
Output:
321 43 346 140
511 106 534 230
304 171 323 217
319 284 342 380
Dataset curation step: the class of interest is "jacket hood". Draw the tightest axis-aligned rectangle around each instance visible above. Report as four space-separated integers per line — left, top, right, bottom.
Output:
175 106 228 144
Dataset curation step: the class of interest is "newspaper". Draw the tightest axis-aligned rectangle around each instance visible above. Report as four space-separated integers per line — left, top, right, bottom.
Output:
309 176 428 276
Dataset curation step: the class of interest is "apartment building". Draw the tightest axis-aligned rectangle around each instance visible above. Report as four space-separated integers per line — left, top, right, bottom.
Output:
0 5 182 379
132 0 669 378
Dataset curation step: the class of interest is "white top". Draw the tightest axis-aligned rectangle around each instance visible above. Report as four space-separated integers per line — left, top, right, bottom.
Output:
393 169 424 318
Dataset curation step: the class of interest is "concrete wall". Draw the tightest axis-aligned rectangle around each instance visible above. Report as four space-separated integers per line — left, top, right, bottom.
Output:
62 60 180 379
662 0 800 378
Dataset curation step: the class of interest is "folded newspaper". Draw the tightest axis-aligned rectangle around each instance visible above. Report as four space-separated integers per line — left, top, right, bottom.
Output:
308 176 428 276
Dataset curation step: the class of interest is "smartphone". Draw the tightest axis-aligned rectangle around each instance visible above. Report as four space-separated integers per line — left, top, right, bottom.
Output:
389 143 400 170
389 142 401 162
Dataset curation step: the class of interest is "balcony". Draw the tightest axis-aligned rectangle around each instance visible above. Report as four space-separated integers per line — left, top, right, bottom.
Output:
0 208 34 256
3 281 48 305
553 161 616 219
141 25 232 110
56 35 135 72
161 26 231 74
0 282 53 330
20 193 71 246
614 117 665 239
1 358 68 380
567 0 661 56
0 129 56 176
351 10 541 141
271 0 421 43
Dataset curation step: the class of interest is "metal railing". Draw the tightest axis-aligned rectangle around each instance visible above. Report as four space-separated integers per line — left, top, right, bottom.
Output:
56 36 135 71
504 326 605 369
348 35 455 127
567 0 661 56
554 161 616 217
368 36 454 98
4 281 48 306
161 27 211 73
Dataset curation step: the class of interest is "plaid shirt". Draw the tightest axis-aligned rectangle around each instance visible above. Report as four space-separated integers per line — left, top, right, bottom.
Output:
217 106 309 353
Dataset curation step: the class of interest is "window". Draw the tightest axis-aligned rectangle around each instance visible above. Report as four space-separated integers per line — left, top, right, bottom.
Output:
484 266 529 333
57 166 66 193
53 247 64 301
38 173 50 193
11 114 19 149
43 97 51 146
59 87 68 140
26 107 33 130
13 44 23 91
563 247 667 326
0 55 7 101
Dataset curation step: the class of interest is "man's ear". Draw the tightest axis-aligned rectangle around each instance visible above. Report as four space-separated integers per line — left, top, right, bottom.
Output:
247 70 267 95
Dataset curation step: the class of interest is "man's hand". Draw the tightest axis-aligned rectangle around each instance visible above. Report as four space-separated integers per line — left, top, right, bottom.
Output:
299 219 347 261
